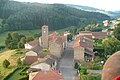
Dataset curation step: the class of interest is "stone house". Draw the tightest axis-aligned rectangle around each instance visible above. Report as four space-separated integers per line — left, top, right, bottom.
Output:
49 36 64 58
25 51 38 64
29 70 63 80
73 35 94 62
30 57 57 71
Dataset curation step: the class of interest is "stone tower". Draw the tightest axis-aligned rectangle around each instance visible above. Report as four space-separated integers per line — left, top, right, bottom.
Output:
42 25 48 49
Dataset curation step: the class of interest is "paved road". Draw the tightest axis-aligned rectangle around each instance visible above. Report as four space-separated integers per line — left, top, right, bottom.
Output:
59 42 79 80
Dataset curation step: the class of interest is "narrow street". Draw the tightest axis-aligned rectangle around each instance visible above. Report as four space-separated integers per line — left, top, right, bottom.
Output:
59 42 79 80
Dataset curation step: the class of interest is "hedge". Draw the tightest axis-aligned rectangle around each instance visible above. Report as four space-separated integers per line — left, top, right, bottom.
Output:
3 66 29 80
3 68 19 80
80 74 101 80
18 75 29 80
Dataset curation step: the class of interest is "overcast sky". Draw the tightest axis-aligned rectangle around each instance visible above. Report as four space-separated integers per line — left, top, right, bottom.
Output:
14 0 120 11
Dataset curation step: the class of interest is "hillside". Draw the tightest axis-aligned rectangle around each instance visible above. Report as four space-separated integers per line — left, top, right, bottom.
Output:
0 1 110 33
66 4 120 18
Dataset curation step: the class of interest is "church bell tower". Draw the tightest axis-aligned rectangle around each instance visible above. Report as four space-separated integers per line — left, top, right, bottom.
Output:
41 25 49 49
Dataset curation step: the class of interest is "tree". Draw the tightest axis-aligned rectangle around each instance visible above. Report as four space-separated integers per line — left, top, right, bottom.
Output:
18 42 24 48
5 32 26 49
20 37 26 44
2 59 10 68
113 24 120 40
11 32 19 41
102 37 120 56
26 37 34 42
5 32 12 49
67 34 73 41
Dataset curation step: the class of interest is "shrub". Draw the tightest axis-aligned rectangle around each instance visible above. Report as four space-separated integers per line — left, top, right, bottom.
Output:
0 46 5 50
2 59 10 68
80 74 101 80
88 64 103 70
74 62 79 69
18 75 29 80
80 67 87 75
19 72 28 76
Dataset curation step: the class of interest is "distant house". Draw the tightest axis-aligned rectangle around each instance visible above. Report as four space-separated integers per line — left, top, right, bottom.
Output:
29 70 63 80
103 20 109 26
25 51 38 64
25 39 39 50
79 31 108 39
73 35 94 62
30 58 57 71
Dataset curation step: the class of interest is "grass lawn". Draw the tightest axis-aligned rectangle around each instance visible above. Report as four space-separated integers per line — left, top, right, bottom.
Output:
0 49 25 80
0 28 67 46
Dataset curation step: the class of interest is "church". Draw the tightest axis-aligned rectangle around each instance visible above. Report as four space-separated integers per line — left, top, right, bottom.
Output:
25 25 67 59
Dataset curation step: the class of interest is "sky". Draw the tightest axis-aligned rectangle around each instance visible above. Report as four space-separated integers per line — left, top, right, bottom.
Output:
14 0 120 11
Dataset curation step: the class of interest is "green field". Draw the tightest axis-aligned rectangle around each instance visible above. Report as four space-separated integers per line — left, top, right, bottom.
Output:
0 28 67 46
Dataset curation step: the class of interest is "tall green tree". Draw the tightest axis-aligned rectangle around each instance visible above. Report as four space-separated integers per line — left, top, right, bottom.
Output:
102 37 120 56
113 24 120 40
5 32 26 49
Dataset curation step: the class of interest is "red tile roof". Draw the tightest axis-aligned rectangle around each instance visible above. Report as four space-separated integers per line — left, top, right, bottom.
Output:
92 32 108 36
31 70 62 80
73 35 93 49
28 39 39 47
48 32 58 41
59 35 67 42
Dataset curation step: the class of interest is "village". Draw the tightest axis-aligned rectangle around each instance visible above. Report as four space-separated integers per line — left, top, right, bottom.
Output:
22 24 109 80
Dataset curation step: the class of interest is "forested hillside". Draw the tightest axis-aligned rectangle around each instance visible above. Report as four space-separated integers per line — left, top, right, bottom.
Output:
0 0 110 33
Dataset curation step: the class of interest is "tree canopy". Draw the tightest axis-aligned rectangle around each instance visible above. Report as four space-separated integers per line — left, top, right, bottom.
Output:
102 37 120 56
113 23 120 40
0 1 110 33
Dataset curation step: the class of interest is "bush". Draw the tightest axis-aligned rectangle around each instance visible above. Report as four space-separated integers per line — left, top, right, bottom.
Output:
19 66 29 75
0 46 5 50
2 59 10 68
15 51 23 54
18 75 29 80
74 62 79 69
80 67 87 75
80 74 101 80
88 64 103 70
19 72 28 76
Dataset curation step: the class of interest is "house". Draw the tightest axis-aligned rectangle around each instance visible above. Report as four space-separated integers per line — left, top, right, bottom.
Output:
103 20 109 26
25 39 39 50
73 35 94 62
25 51 38 64
49 36 64 58
79 31 108 39
30 57 57 71
29 70 63 80
92 32 108 39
